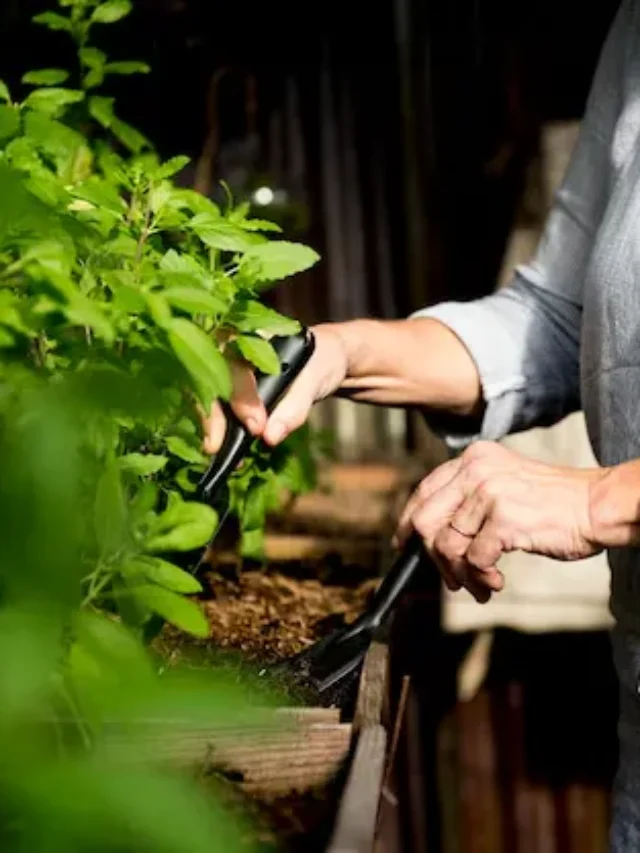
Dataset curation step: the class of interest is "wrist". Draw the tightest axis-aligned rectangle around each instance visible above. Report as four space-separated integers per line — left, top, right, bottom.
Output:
588 460 640 548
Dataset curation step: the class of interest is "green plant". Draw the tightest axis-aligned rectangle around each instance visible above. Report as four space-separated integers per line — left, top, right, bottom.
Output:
0 0 322 637
0 2 323 847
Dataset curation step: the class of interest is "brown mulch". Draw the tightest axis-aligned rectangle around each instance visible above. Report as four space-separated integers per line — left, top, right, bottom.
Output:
201 570 379 662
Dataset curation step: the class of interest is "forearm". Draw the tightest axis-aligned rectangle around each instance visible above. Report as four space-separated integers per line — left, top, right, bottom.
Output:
589 460 640 548
325 317 483 417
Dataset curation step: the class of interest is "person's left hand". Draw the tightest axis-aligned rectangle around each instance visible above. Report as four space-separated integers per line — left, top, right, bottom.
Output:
393 441 608 603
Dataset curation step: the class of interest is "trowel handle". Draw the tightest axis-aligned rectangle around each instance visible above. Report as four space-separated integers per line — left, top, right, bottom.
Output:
367 532 426 629
198 328 316 503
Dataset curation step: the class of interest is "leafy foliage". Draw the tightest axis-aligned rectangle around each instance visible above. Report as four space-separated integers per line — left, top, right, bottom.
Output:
0 0 324 848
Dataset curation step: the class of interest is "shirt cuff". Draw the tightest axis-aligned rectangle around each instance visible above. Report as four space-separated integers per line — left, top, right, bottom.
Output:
410 301 528 449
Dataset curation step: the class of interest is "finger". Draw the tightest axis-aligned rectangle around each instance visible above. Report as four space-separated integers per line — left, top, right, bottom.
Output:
450 489 489 538
409 475 468 551
227 361 267 436
202 399 227 455
394 458 462 546
427 545 463 592
467 562 505 591
262 373 316 446
464 575 493 604
466 523 506 573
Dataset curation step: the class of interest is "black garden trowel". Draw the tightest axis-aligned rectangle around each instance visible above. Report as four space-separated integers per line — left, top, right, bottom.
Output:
265 530 428 707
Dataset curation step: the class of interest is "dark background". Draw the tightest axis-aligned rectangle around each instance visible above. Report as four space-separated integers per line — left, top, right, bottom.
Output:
0 0 620 320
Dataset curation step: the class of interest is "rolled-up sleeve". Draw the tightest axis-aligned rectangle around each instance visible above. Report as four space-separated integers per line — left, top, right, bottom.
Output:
412 0 632 448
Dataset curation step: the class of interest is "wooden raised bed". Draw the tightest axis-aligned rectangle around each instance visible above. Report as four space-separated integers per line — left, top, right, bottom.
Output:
143 460 425 850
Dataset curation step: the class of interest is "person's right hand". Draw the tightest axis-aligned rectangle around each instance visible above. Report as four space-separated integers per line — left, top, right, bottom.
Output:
202 324 349 454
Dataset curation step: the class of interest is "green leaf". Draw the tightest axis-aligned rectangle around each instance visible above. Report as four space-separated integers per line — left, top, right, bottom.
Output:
155 155 190 180
91 0 132 24
79 47 107 69
243 480 268 531
241 218 282 232
227 298 300 337
236 334 280 375
71 177 125 216
125 555 202 593
105 61 151 75
111 281 146 313
163 287 226 317
65 295 115 343
110 117 149 154
240 240 320 284
0 80 11 102
145 495 217 553
23 87 84 117
167 317 231 406
144 292 172 328
84 67 105 89
0 105 20 143
102 233 138 257
88 95 115 128
32 11 72 32
119 453 168 476
189 214 263 253
22 69 69 86
132 585 209 637
94 463 127 557
240 528 264 560
166 435 205 464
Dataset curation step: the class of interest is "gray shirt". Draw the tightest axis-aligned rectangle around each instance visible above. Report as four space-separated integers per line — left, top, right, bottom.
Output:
413 0 640 630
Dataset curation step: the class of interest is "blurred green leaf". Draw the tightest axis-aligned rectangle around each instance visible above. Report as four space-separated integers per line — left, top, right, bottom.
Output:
32 11 72 32
0 105 20 142
0 79 10 102
94 462 127 558
165 434 205 464
88 95 114 128
145 495 216 553
119 453 168 476
79 47 107 69
23 88 85 117
22 69 69 86
105 60 150 75
110 117 149 153
155 155 190 181
125 555 202 593
91 1 132 24
133 585 209 637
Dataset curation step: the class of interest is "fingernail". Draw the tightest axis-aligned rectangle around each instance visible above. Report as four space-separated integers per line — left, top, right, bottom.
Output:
246 417 260 434
267 420 287 445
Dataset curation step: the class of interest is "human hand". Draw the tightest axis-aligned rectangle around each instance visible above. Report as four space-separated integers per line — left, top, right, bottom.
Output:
201 324 349 453
394 441 607 603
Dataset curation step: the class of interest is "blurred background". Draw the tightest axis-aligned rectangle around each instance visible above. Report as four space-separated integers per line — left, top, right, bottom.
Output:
0 0 624 849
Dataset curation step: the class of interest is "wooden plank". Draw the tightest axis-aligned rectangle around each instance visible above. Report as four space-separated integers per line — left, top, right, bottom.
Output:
457 690 504 853
328 724 388 853
354 641 390 732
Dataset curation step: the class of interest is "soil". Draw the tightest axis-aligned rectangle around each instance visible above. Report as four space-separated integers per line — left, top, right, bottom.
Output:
157 564 379 669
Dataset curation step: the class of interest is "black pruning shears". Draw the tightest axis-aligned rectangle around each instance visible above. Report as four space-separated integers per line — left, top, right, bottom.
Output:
143 328 316 645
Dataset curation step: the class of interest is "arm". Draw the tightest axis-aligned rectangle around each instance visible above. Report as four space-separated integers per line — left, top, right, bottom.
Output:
203 0 631 455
